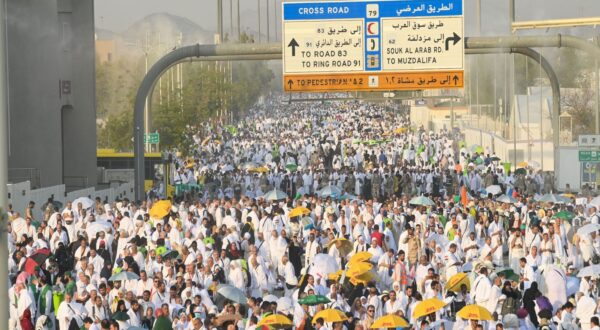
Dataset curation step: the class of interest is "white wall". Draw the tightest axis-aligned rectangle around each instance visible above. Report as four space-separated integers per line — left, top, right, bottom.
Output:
7 181 134 220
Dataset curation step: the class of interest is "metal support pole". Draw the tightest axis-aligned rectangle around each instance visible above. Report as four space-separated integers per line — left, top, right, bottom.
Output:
0 0 9 325
266 0 270 42
237 0 241 40
257 0 261 43
218 0 223 43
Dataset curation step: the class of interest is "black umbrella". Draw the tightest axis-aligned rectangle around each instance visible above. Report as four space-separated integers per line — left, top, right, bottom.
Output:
30 248 51 265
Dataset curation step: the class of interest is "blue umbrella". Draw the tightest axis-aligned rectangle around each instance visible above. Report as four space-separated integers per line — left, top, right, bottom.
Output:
109 271 140 281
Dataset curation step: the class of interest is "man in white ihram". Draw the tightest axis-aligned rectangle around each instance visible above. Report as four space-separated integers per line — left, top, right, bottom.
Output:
472 266 493 313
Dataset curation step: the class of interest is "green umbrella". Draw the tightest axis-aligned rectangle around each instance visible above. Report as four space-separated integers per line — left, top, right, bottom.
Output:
298 294 331 306
203 237 216 245
285 163 298 172
495 267 518 282
155 246 167 256
552 211 575 221
224 125 238 135
112 311 130 321
514 168 527 176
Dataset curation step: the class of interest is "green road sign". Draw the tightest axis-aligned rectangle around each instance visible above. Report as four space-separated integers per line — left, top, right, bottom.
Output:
144 133 160 144
579 150 600 162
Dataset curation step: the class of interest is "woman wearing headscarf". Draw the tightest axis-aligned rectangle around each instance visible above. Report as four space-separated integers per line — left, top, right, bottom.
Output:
523 281 542 327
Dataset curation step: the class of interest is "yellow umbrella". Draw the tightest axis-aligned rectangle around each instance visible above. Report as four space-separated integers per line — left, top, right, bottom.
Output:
327 238 353 255
394 127 408 134
349 270 379 286
371 314 409 328
445 272 470 292
349 251 373 264
257 314 293 327
312 309 348 324
345 261 373 278
149 200 172 219
328 270 343 282
412 298 446 319
289 206 310 218
456 305 493 321
517 161 528 169
249 166 269 173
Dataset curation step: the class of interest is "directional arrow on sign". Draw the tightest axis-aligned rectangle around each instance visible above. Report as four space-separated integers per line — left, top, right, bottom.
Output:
288 38 300 57
287 79 294 89
452 75 460 85
445 32 461 51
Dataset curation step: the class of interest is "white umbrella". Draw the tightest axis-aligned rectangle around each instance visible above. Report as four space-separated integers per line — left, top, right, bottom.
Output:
566 276 581 296
264 189 288 201
577 223 600 237
576 264 600 277
486 185 502 195
277 297 294 314
86 220 112 237
309 254 340 279
109 271 140 281
73 196 94 209
318 184 342 198
216 284 248 305
496 194 518 204
590 195 600 207
263 294 279 303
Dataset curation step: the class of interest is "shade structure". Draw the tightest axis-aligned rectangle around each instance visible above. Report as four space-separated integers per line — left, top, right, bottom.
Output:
312 308 348 324
445 272 470 292
257 314 293 327
456 304 493 321
412 298 446 319
371 314 409 328
149 200 172 218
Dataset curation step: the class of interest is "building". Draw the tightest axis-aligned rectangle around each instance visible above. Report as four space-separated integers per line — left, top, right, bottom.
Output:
6 0 97 189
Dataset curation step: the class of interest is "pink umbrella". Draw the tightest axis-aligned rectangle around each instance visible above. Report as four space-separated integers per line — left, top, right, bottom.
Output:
16 271 29 284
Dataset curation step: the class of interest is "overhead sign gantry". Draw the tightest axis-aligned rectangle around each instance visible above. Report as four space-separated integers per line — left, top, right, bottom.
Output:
282 0 464 92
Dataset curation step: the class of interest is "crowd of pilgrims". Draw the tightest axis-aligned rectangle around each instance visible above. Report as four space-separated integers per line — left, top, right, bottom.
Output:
6 95 600 330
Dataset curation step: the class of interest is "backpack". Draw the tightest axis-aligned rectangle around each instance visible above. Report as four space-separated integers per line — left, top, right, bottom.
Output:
535 295 553 313
501 295 520 316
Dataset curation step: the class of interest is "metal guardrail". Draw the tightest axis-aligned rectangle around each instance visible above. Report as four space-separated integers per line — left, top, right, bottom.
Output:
8 167 40 188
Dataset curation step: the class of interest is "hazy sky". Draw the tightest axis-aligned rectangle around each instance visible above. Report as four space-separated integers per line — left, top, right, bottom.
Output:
94 0 600 37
